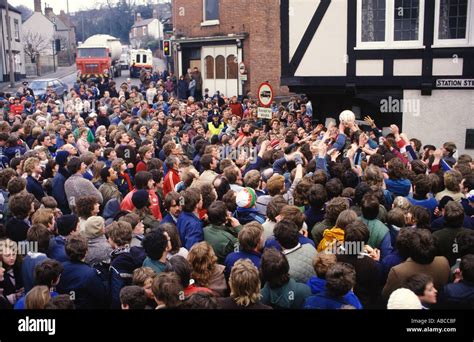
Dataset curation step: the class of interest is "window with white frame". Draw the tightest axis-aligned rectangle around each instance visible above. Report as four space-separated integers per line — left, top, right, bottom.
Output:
357 0 425 48
203 0 219 25
434 0 473 46
142 26 146 35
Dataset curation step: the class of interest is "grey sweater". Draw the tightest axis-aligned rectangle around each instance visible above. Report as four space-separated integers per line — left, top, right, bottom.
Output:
65 174 103 210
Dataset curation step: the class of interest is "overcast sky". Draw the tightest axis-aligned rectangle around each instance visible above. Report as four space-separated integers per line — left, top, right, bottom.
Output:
10 0 167 13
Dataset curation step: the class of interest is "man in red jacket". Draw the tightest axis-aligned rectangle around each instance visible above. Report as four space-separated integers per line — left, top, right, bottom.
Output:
229 96 243 119
163 156 180 199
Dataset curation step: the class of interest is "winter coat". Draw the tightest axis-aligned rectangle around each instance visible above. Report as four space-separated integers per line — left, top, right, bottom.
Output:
261 278 311 309
48 236 69 262
57 260 107 309
85 235 113 266
109 246 146 309
177 212 204 250
283 244 317 283
203 224 241 264
306 276 362 309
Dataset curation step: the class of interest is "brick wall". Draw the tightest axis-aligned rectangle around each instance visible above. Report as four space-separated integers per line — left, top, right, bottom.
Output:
173 0 289 96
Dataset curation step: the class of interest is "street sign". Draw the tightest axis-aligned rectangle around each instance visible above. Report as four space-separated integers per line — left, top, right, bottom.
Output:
436 79 474 88
257 107 272 119
239 74 247 81
257 82 273 107
239 62 246 75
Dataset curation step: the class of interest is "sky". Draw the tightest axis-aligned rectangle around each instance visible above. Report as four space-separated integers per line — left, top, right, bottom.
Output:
9 0 168 13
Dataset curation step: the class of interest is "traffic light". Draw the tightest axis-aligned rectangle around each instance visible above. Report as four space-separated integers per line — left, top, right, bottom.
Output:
163 40 171 57
55 39 61 53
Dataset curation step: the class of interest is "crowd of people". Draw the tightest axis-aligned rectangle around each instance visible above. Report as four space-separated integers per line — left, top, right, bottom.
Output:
0 68 473 310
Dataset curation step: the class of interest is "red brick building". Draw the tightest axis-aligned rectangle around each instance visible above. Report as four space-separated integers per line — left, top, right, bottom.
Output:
171 0 288 98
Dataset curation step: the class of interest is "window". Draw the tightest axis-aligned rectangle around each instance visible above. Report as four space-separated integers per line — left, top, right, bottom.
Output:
205 56 214 79
142 54 147 64
362 0 386 42
439 0 467 39
227 55 238 79
133 28 137 37
142 26 146 35
14 19 20 41
136 54 141 64
434 0 472 46
215 55 225 79
357 0 425 48
202 0 219 25
77 48 107 58
394 0 420 41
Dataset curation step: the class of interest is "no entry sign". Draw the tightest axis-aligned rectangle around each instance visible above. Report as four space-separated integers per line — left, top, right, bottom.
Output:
257 82 274 107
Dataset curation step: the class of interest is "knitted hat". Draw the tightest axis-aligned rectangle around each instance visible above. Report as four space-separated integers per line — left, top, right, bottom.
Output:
55 151 69 167
236 187 257 209
132 190 150 210
387 288 422 309
56 214 78 236
84 216 105 239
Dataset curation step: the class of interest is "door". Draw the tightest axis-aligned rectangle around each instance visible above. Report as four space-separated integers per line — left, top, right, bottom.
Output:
202 45 238 97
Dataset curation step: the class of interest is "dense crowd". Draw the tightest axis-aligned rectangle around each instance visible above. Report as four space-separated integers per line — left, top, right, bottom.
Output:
0 68 473 310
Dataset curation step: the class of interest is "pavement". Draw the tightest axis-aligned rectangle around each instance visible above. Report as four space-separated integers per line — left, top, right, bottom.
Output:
0 64 77 92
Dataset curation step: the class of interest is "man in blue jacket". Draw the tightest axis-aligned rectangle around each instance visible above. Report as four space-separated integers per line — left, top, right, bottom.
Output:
48 214 79 263
177 188 204 250
56 235 107 309
108 221 146 309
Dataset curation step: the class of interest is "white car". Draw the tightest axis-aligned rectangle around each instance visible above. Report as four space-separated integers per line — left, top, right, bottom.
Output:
119 53 129 70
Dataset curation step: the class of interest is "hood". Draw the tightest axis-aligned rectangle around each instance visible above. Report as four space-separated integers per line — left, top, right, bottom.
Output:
307 276 326 294
103 199 121 220
112 246 146 271
265 279 298 308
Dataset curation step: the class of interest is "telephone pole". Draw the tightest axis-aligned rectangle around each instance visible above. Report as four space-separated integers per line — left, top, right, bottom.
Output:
5 0 15 88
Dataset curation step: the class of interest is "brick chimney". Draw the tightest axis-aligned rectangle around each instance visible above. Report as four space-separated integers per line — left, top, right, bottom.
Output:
34 0 42 12
136 12 142 22
153 9 158 19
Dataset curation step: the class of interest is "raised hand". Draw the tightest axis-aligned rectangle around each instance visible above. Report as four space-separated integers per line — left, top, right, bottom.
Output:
364 115 376 128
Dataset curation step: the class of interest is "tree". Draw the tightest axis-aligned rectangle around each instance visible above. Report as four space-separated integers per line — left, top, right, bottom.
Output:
23 31 50 63
16 4 33 23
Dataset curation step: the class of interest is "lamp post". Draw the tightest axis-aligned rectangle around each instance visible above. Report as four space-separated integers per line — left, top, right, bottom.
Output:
5 0 15 88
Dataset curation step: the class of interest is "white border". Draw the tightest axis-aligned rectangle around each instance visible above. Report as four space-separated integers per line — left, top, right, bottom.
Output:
356 0 425 49
433 0 473 47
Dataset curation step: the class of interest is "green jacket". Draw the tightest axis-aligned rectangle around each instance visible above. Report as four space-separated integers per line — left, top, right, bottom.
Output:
203 224 242 264
361 218 389 249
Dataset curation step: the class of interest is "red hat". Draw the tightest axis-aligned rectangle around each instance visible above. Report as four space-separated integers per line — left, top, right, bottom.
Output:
270 140 279 148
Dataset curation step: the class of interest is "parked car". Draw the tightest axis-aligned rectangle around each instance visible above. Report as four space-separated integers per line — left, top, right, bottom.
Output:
29 78 69 98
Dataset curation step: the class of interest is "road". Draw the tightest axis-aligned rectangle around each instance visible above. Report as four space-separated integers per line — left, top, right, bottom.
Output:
61 57 167 90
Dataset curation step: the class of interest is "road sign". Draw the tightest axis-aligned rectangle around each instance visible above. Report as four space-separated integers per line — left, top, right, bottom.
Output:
257 107 272 119
257 82 273 107
239 62 246 75
239 74 247 81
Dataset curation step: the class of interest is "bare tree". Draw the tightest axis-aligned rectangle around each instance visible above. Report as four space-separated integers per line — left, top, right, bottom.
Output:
23 31 51 63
